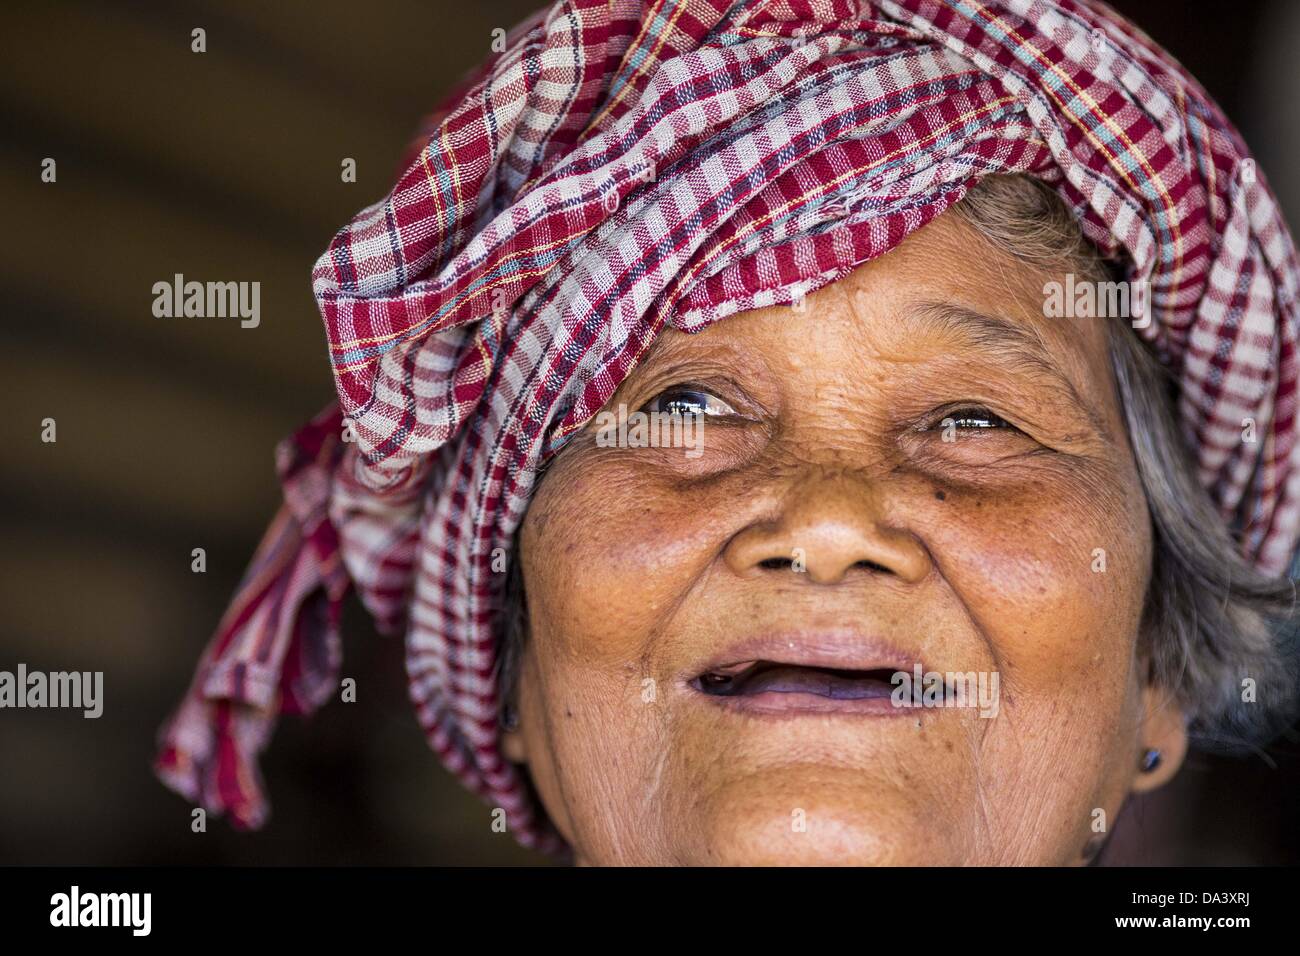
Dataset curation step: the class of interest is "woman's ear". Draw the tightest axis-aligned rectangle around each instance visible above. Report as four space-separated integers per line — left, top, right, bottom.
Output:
1129 685 1189 793
501 705 528 763
499 652 531 764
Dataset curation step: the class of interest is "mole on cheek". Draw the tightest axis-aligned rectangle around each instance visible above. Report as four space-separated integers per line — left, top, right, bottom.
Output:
934 490 946 501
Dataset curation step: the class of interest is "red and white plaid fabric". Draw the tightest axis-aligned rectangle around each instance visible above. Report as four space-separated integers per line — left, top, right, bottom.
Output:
156 0 1300 855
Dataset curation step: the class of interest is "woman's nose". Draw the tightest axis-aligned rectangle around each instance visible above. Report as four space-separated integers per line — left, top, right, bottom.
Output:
723 471 931 585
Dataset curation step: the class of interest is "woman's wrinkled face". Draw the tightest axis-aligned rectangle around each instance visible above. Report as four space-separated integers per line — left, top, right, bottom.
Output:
504 208 1188 865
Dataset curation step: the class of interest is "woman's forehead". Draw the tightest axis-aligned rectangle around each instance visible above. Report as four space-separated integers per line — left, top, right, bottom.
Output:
649 209 1113 392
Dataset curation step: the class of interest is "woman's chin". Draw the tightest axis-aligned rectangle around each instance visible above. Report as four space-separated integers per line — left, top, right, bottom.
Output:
663 773 964 866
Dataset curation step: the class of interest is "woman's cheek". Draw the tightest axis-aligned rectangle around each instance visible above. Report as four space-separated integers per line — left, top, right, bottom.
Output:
519 453 727 863
922 467 1149 729
903 470 1149 863
521 451 721 673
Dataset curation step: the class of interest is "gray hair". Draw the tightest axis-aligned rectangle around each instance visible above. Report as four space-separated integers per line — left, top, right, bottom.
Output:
495 174 1300 754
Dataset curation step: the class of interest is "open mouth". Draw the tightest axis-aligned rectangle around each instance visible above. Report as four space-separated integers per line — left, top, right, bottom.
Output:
692 660 901 701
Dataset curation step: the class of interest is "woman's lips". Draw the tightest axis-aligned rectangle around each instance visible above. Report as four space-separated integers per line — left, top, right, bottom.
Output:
683 632 924 717
693 661 909 715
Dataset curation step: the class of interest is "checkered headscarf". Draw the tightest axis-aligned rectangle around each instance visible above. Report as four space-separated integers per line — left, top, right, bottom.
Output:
156 0 1300 854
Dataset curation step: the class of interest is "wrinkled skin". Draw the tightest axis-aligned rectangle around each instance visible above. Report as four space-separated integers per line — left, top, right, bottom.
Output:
503 208 1188 865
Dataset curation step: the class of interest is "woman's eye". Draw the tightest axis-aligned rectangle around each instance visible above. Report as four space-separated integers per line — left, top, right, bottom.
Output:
643 387 738 418
932 407 1015 431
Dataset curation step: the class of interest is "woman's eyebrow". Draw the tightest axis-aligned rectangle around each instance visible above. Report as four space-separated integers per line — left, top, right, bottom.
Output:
909 300 1109 434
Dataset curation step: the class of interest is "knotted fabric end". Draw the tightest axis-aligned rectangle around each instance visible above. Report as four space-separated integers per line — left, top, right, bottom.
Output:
154 405 352 828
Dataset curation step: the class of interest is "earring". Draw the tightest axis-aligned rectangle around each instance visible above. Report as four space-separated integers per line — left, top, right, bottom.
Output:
1140 748 1162 772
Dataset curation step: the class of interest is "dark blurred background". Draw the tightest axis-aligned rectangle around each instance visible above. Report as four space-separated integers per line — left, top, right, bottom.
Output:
1 0 1297 865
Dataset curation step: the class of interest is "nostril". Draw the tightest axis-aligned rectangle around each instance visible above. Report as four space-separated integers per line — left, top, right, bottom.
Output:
853 559 890 574
756 557 891 574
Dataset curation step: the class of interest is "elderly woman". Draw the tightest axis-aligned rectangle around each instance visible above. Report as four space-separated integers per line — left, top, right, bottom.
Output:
156 0 1299 865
